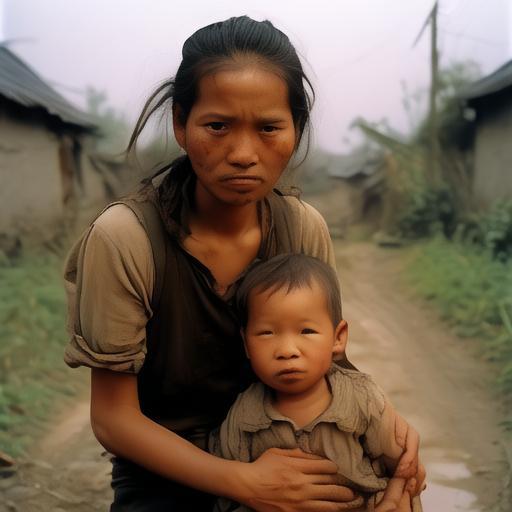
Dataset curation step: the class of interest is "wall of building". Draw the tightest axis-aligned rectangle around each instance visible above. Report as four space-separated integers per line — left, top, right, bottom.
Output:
303 179 368 238
473 96 512 207
0 111 63 238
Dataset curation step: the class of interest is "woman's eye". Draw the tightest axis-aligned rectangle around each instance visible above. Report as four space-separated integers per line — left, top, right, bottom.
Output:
206 122 227 131
301 328 317 335
261 125 278 133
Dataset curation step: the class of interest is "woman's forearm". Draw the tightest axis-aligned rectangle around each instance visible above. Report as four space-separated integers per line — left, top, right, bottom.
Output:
90 368 247 500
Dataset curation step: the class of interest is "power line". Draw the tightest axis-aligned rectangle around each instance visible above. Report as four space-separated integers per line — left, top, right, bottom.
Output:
439 28 504 48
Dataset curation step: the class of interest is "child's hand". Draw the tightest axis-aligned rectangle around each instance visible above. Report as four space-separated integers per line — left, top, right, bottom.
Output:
238 447 365 511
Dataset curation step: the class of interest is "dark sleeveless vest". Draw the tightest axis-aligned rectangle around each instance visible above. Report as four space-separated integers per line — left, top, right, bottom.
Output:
118 178 305 445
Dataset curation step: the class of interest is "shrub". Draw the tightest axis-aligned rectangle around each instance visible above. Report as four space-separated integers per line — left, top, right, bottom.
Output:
397 185 457 239
456 200 512 261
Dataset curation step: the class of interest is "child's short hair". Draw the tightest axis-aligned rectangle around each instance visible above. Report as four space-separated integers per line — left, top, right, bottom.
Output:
235 254 342 328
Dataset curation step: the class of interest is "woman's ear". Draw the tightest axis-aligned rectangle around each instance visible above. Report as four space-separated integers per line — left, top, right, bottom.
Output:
172 105 186 150
332 319 348 357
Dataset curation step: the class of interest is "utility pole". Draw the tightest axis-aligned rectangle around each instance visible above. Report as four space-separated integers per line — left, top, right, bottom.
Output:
413 1 440 185
429 2 440 185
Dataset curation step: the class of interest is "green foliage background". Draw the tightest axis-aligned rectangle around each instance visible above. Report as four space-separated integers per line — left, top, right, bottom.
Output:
406 237 512 427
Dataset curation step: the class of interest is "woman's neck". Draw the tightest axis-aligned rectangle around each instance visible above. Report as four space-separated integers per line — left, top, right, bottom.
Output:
190 182 260 237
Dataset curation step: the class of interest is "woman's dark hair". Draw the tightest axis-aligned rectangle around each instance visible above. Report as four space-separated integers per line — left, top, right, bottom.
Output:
128 16 314 175
235 254 343 329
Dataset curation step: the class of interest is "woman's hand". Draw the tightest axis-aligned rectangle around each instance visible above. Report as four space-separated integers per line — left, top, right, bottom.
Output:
392 418 426 496
236 447 364 511
374 478 411 512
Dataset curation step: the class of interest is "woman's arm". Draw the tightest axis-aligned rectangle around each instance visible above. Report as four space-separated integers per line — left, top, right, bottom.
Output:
91 368 359 511
371 401 425 497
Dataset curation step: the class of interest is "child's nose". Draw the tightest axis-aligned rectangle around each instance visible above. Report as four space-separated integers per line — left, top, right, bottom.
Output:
275 337 300 359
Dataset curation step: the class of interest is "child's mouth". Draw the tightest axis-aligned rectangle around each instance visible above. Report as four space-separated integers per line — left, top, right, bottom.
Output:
276 368 304 376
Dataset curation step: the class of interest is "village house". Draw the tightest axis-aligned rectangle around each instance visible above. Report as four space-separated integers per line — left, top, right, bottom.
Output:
462 59 512 208
299 146 387 237
0 45 120 249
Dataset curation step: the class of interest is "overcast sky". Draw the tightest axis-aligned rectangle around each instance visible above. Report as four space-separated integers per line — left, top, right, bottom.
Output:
1 0 510 153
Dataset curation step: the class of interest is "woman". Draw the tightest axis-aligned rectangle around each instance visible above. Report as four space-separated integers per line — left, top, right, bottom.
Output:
64 16 420 511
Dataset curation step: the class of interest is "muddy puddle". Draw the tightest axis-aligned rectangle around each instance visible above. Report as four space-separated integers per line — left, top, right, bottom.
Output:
422 454 479 511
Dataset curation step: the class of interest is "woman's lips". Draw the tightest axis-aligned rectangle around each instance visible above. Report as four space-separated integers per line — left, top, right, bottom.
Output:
220 175 263 191
220 174 262 183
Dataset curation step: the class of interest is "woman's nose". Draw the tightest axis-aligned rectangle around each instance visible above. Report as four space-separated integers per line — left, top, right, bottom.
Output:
226 132 259 168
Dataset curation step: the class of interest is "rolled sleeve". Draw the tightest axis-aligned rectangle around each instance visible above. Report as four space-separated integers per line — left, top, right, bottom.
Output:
64 205 154 373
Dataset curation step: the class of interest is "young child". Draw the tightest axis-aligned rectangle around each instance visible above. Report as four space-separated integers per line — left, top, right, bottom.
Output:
210 254 423 512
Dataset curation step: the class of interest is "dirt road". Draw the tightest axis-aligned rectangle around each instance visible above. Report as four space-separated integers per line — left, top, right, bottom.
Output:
1 241 510 511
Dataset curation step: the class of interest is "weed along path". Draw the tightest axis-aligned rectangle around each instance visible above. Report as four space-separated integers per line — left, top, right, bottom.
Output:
1 241 509 511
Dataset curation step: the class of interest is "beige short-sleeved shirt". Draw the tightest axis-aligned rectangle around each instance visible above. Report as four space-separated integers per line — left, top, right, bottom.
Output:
210 365 390 512
63 196 336 373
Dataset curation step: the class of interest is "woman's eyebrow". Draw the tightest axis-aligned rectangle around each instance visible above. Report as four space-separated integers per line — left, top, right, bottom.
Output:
257 117 289 124
196 113 290 123
196 112 235 121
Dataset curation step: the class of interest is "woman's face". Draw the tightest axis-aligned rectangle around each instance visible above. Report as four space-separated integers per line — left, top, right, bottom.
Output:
173 64 297 207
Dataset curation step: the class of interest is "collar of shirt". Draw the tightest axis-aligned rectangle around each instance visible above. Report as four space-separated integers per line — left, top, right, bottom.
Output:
237 364 365 435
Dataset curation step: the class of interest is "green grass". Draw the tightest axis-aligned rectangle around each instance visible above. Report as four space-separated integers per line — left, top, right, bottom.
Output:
405 236 512 425
0 251 87 456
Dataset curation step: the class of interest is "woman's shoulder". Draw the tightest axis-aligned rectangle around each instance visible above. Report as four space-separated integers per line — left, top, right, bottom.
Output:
91 203 150 250
64 202 154 304
280 193 322 220
277 193 335 267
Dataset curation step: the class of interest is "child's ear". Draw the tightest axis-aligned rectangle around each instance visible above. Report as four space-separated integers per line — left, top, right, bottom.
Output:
172 105 186 150
240 328 250 359
332 320 348 357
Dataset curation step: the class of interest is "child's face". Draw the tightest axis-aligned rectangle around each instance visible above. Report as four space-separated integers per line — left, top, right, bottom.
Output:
243 281 347 397
173 64 296 207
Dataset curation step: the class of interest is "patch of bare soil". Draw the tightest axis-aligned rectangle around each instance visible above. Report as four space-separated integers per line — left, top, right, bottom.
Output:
1 240 509 511
0 392 112 512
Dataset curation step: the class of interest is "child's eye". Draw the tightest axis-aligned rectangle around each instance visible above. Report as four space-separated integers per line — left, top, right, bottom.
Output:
256 330 273 336
206 122 227 132
301 328 317 335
